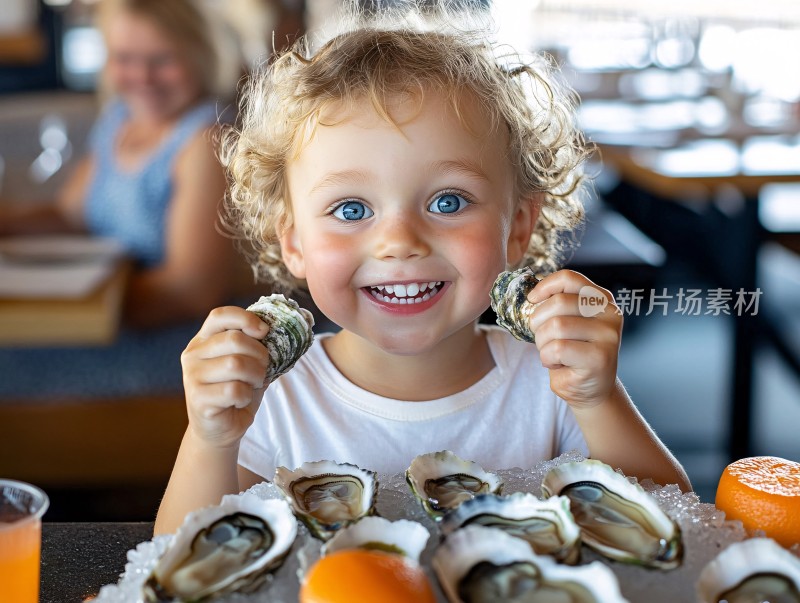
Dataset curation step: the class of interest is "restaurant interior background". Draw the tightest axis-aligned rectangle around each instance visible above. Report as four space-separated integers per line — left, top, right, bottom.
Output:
0 0 798 521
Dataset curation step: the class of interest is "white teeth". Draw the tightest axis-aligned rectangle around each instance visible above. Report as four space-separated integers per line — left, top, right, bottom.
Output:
369 281 443 304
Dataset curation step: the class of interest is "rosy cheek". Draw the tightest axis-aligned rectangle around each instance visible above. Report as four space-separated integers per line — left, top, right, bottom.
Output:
305 238 355 280
450 228 506 274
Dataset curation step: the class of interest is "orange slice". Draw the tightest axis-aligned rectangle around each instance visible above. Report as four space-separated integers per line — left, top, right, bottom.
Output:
300 549 437 603
715 456 800 547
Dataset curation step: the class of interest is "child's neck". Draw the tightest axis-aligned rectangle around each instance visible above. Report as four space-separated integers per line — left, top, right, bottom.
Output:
321 324 495 401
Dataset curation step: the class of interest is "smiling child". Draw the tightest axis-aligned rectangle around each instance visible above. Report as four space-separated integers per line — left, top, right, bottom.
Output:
154 2 690 535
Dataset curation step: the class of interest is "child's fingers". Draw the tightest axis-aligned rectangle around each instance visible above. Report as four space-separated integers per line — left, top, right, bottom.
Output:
196 306 270 340
189 329 270 364
538 338 616 372
192 355 268 388
528 270 614 306
533 315 620 349
528 291 621 333
528 293 581 332
192 381 260 416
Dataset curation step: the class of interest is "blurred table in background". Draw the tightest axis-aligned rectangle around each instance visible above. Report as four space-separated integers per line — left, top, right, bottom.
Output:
598 138 800 461
0 235 129 346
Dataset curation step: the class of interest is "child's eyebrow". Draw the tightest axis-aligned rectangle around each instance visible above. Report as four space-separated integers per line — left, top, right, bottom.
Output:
309 169 372 195
429 159 490 183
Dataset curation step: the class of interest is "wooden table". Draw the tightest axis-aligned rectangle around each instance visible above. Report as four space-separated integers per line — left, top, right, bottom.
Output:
0 260 129 347
599 141 800 461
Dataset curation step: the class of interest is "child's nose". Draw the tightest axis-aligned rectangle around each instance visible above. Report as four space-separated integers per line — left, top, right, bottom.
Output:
373 215 431 260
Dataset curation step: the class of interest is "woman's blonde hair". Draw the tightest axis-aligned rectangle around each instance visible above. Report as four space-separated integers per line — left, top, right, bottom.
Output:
96 0 222 98
222 1 592 291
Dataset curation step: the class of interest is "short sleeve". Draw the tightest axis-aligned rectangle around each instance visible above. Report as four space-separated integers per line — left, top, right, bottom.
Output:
556 398 590 457
238 392 276 481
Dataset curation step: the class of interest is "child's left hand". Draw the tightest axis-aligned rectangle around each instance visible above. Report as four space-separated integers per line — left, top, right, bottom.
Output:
527 270 622 410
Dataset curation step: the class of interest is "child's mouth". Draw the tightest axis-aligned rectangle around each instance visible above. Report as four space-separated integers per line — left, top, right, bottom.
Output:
366 281 443 305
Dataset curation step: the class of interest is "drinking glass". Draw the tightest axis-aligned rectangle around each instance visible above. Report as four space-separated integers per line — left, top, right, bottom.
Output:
0 480 49 603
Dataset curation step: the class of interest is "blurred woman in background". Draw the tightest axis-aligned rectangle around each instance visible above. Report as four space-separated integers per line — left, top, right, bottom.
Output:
0 0 247 400
0 0 238 328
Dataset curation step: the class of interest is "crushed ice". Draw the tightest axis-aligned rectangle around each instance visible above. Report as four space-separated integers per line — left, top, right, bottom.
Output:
94 451 772 603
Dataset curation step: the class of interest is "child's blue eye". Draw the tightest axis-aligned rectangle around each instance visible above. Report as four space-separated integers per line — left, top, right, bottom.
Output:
332 201 373 221
429 193 468 214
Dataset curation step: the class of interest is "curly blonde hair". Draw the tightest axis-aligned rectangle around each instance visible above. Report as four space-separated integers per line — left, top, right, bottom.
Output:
221 1 592 291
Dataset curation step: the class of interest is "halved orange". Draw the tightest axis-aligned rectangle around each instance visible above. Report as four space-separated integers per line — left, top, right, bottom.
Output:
299 549 437 603
715 456 800 547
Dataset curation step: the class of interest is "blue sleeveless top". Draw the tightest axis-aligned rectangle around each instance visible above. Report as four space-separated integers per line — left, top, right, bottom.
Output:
84 100 218 267
0 100 221 401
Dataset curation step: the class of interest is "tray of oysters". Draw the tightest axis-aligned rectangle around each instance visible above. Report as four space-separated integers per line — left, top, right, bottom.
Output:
95 449 800 603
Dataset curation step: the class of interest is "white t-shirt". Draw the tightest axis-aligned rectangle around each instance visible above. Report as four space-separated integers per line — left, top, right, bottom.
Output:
238 325 589 479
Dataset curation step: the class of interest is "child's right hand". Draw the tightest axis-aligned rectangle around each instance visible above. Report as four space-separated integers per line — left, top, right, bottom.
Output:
180 306 271 448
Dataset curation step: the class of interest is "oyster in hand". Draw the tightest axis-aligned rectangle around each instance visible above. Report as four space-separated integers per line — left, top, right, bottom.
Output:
142 493 296 601
246 294 314 383
490 267 540 343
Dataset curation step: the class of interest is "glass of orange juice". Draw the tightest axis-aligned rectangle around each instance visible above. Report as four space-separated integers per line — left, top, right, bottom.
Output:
0 480 49 603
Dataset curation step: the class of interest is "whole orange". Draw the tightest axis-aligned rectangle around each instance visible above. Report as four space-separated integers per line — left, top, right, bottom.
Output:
715 456 800 547
299 549 437 603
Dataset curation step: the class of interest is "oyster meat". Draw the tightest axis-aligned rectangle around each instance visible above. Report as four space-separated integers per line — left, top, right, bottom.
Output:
322 516 430 562
433 525 629 603
246 294 315 383
490 267 541 343
541 460 682 569
406 450 504 520
274 460 377 540
440 493 582 564
142 493 296 601
697 538 800 603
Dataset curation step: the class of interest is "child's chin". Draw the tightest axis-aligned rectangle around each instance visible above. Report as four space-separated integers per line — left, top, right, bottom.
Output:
370 331 441 357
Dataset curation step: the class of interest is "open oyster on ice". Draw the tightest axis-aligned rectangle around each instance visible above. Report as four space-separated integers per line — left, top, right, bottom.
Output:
541 460 683 569
322 516 430 562
246 293 314 383
274 460 378 540
433 525 629 603
697 538 800 603
440 493 582 564
490 266 541 343
142 493 297 602
406 450 504 520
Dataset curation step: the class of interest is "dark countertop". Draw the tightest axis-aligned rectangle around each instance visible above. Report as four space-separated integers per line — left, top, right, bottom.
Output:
41 522 154 603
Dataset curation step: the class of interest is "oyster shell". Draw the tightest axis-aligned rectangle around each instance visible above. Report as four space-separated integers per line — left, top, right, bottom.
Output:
142 493 296 601
274 460 378 540
322 516 430 562
541 459 682 569
246 294 315 383
440 493 582 564
406 450 504 520
433 525 629 603
697 538 800 603
490 267 541 343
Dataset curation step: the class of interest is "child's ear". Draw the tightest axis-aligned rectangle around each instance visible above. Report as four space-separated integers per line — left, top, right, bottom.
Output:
278 222 307 280
506 194 540 265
